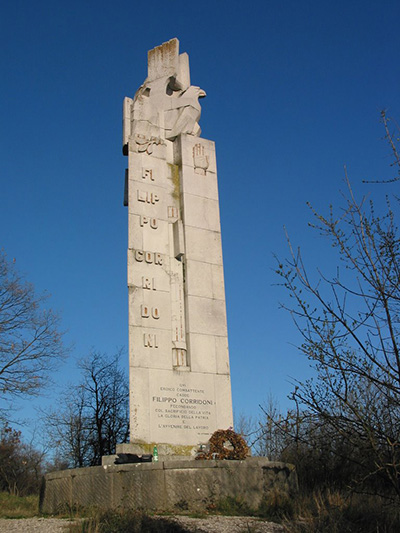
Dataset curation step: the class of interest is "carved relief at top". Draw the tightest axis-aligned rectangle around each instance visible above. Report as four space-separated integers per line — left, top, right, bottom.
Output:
134 134 165 155
123 38 206 149
193 144 209 175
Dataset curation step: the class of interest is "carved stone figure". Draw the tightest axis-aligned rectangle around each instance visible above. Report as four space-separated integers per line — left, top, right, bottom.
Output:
123 39 206 152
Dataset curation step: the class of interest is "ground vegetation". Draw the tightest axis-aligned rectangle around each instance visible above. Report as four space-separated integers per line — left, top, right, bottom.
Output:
233 113 400 530
0 425 44 496
272 112 400 499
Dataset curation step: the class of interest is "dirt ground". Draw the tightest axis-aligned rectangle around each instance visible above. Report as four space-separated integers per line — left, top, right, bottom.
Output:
0 515 286 533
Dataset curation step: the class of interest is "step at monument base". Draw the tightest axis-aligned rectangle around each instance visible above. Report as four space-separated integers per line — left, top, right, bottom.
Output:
119 441 200 459
101 442 202 465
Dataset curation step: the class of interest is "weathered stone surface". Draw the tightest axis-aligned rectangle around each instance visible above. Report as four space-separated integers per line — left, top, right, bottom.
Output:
39 40 299 518
123 38 233 451
40 458 298 514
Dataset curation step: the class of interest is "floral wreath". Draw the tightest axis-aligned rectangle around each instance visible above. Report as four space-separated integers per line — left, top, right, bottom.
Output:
197 429 249 460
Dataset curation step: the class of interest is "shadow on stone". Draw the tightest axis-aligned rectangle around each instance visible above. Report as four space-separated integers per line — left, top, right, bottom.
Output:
40 458 298 515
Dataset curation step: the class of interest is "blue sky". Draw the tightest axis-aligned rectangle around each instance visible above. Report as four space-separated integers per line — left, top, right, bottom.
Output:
1 0 400 437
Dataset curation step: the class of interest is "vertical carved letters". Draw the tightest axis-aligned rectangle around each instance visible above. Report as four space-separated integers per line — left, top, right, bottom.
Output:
142 277 156 290
140 216 158 229
168 206 179 220
135 250 144 261
141 305 160 319
137 190 146 202
143 333 158 348
142 168 154 181
134 250 163 265
137 190 159 204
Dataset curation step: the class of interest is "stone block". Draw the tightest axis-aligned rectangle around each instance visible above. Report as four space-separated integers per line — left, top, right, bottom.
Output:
214 374 234 428
129 289 171 330
128 154 169 188
185 260 213 299
128 182 168 221
186 295 228 336
130 367 150 441
128 216 169 255
128 218 144 250
127 251 171 293
116 442 199 460
188 333 216 374
184 226 223 265
175 134 217 175
147 38 180 82
130 326 172 369
215 336 230 375
142 219 169 255
211 264 226 300
180 166 219 200
182 193 221 232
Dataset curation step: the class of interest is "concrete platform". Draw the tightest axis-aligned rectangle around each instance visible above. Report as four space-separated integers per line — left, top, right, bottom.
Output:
40 458 298 514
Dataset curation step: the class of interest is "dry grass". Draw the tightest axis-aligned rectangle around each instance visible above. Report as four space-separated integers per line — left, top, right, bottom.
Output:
62 491 400 532
66 509 189 532
0 492 39 518
2 488 397 532
282 490 400 533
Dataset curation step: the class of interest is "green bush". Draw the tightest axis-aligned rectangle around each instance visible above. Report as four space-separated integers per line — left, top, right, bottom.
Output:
211 496 253 516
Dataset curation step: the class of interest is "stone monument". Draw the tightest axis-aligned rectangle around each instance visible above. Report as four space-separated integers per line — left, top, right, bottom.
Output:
39 41 298 513
122 38 233 455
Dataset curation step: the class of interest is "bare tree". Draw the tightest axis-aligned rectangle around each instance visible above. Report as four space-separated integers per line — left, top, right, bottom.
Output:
0 425 44 495
277 115 400 498
46 385 92 468
255 396 292 460
0 250 66 421
46 350 129 467
364 111 400 184
235 398 296 461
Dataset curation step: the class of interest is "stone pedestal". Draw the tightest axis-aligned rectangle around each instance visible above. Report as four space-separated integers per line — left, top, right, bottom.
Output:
40 458 298 514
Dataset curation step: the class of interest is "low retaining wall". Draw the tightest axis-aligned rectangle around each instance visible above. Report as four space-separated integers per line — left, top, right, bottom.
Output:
40 458 298 514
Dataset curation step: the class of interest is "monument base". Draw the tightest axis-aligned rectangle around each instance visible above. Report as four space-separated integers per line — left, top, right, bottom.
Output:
40 458 298 515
